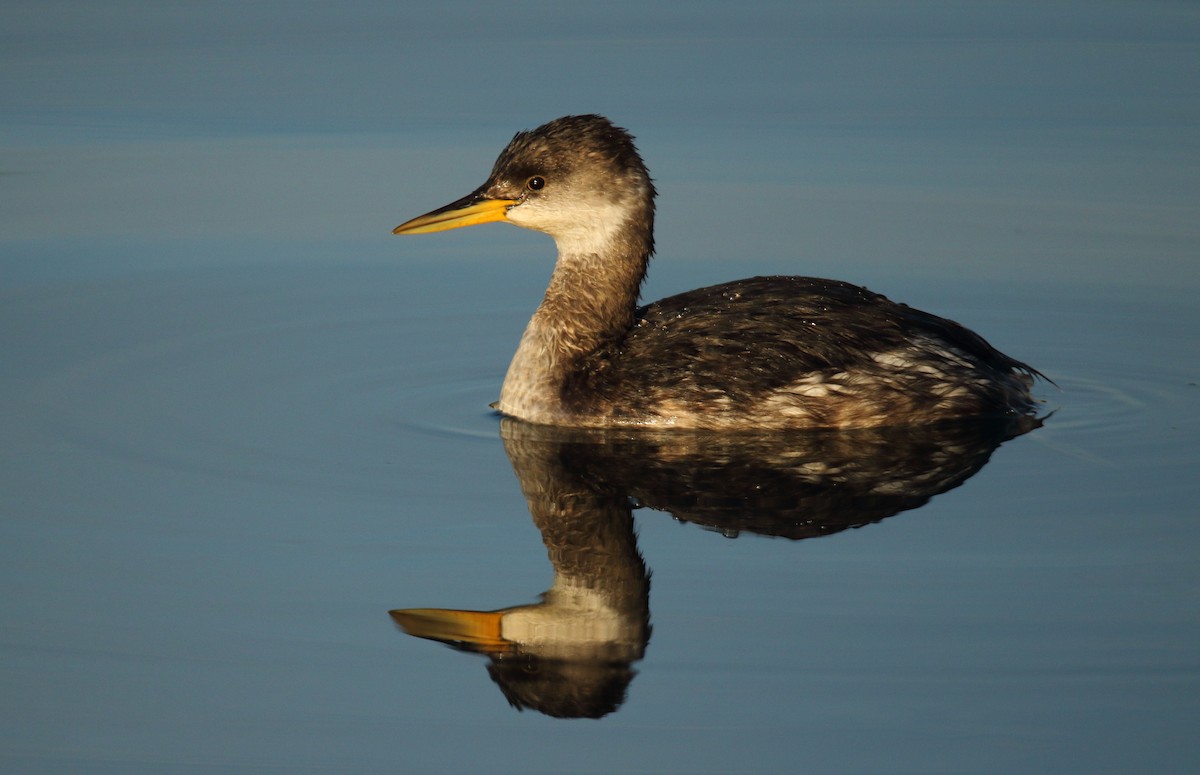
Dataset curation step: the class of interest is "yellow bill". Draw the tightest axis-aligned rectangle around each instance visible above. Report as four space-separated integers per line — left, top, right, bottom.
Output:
390 607 512 654
393 194 516 235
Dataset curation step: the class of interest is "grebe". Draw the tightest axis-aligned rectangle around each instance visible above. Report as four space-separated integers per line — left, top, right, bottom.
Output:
393 115 1042 430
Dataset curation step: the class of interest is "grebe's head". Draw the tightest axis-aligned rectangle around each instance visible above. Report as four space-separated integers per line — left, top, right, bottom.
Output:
394 115 655 255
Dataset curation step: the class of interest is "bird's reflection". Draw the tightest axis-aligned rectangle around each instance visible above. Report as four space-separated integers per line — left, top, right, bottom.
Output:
391 416 1038 718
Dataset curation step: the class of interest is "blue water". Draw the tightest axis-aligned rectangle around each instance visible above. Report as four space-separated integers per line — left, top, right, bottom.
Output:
3 3 1198 773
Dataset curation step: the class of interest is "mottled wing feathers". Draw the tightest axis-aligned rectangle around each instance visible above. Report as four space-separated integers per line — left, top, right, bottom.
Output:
569 276 1037 425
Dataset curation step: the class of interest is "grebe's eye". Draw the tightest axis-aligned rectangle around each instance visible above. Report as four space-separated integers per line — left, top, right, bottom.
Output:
525 176 545 191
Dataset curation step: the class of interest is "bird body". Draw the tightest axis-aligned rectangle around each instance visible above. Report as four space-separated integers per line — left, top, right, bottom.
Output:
394 115 1041 430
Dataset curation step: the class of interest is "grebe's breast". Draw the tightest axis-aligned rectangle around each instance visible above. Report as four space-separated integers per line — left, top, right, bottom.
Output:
566 276 1038 430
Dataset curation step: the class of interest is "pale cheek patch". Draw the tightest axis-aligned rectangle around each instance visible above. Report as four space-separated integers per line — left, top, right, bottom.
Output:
554 200 634 256
507 176 648 257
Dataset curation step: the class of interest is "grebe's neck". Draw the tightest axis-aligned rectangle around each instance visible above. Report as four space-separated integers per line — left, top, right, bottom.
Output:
497 228 651 423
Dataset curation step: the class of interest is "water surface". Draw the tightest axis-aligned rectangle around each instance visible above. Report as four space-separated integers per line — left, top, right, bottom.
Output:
2 3 1198 773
